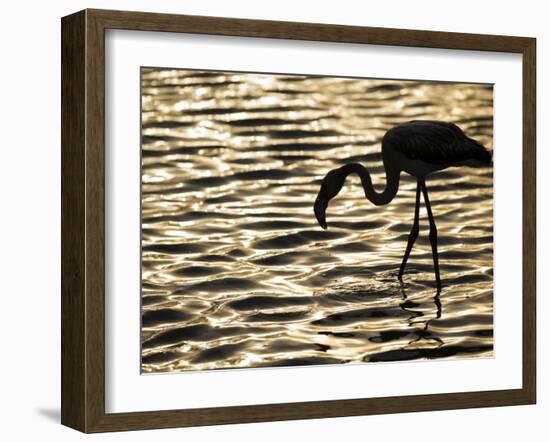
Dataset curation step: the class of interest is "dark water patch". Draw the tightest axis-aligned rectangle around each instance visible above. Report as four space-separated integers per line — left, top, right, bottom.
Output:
186 176 229 187
194 254 235 263
143 211 236 224
444 272 491 285
387 223 419 233
146 182 200 198
280 76 315 82
432 327 493 339
142 135 182 143
188 80 244 88
260 356 346 367
228 249 249 257
146 136 218 145
192 342 249 364
438 235 493 246
374 112 412 119
312 306 407 327
227 295 313 311
252 251 303 266
467 123 493 131
185 211 236 220
182 106 322 116
245 212 312 219
474 329 494 338
408 101 435 108
317 288 400 308
226 118 310 127
265 88 313 95
245 311 309 323
428 181 492 192
451 194 492 204
328 220 386 230
329 242 373 253
203 195 242 204
367 84 403 93
142 161 183 171
142 280 170 290
188 277 261 292
431 314 493 329
241 220 308 231
267 129 341 139
439 248 493 260
438 262 472 273
171 266 224 277
142 308 193 327
141 185 193 197
256 142 345 152
456 115 494 124
180 71 222 78
231 169 294 181
253 234 307 250
142 228 165 237
318 331 357 338
143 324 268 348
430 169 463 180
400 299 422 310
142 351 181 364
266 339 330 353
227 158 259 165
145 80 241 90
142 120 194 129
143 243 208 254
142 144 226 157
270 154 315 162
467 130 493 139
142 295 170 307
317 266 375 280
254 230 346 249
369 329 414 343
366 344 493 362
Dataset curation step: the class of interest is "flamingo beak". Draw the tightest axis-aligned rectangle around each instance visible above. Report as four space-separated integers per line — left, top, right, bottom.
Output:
314 194 328 229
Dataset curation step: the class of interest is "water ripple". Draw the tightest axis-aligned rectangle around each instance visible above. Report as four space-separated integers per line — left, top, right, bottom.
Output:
140 68 494 373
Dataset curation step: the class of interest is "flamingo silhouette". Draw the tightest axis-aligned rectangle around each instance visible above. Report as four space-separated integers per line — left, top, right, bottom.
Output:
313 120 492 292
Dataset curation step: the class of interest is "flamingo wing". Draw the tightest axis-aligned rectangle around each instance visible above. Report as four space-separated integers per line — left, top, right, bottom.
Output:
383 120 492 166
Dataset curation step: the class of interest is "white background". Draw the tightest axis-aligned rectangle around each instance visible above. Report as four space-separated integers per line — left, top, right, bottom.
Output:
0 0 547 440
106 30 522 413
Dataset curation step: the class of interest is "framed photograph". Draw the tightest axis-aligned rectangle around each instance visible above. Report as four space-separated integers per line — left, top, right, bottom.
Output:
61 9 536 433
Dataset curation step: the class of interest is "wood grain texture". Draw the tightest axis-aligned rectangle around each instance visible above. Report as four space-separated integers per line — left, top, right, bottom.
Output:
61 10 86 431
60 8 537 433
90 8 532 52
85 9 107 432
522 38 536 403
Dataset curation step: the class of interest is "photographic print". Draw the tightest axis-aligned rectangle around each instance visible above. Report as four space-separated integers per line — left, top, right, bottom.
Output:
140 68 494 374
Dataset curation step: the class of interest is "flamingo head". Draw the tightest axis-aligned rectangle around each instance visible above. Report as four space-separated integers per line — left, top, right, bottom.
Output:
314 191 328 229
314 168 346 230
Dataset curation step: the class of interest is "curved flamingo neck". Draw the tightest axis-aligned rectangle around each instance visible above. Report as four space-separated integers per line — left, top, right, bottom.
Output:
340 162 400 206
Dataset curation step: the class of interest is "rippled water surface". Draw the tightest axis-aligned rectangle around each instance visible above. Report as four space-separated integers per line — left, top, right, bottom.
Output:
140 68 494 373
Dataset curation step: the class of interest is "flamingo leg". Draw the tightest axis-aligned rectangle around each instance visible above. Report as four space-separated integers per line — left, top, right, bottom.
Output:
420 180 442 292
398 180 421 282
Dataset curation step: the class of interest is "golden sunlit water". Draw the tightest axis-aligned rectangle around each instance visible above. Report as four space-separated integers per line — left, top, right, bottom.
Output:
140 68 494 373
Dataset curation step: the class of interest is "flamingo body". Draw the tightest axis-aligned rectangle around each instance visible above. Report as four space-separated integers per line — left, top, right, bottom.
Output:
314 120 492 291
382 120 492 177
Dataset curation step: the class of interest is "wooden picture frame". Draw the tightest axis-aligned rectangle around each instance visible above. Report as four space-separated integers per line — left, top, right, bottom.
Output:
61 8 536 433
